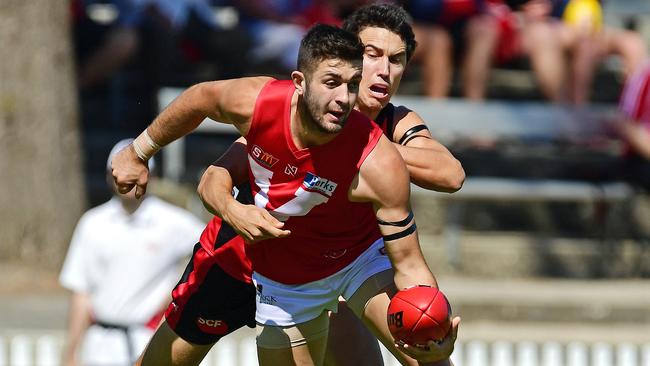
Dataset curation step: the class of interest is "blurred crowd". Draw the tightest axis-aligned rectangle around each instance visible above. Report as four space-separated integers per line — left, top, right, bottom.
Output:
408 0 648 103
72 0 649 108
71 0 650 202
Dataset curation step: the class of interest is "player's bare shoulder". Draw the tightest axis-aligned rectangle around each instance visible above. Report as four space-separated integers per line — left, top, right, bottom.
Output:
392 105 430 142
351 135 410 207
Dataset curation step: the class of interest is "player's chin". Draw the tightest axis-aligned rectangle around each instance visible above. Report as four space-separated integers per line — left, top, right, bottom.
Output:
320 116 345 133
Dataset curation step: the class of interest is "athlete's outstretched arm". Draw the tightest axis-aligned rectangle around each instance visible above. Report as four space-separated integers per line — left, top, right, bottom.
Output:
352 135 435 289
111 76 272 198
352 135 459 363
197 137 290 242
391 106 465 192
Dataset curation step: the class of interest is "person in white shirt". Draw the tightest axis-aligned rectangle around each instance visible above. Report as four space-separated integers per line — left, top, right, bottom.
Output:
59 139 204 366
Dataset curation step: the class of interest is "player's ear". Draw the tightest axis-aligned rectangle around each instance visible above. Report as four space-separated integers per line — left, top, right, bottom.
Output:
291 71 305 95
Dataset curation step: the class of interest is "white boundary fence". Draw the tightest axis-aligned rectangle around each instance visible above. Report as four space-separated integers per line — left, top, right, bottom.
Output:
1 332 649 366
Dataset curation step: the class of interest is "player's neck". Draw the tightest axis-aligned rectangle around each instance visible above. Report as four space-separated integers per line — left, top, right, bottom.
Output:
356 103 381 121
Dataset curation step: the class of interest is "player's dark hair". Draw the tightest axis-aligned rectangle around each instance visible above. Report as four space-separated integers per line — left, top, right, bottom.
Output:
343 3 417 62
297 24 364 75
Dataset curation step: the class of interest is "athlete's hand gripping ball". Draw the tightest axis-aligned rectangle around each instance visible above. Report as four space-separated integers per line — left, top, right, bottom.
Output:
388 285 451 344
388 285 460 362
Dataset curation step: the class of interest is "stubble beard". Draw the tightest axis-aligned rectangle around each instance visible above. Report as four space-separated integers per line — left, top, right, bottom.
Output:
302 86 347 135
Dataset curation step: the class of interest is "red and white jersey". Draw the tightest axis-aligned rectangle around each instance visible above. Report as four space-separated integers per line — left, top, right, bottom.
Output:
243 79 383 284
619 62 650 128
200 101 403 285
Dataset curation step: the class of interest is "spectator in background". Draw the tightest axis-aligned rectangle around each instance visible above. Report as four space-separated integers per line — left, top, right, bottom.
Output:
404 0 500 99
503 0 647 104
232 0 366 73
496 0 570 101
59 139 204 366
553 0 647 104
613 61 650 189
77 0 251 90
612 61 650 276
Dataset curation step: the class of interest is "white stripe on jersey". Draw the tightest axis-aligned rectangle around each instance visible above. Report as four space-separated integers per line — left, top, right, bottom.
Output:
248 154 332 222
249 155 272 209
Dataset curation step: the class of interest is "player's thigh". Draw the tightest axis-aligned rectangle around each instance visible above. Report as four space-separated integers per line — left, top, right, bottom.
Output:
138 320 213 366
324 301 383 366
362 290 431 366
256 311 330 366
257 342 326 366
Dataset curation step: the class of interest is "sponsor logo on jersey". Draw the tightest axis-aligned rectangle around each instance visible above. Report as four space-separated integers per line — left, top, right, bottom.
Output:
256 284 277 305
302 172 337 198
196 317 229 335
285 164 298 176
251 145 279 168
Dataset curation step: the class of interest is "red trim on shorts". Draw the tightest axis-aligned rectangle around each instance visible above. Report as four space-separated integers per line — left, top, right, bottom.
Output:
200 216 253 284
213 236 253 284
145 310 164 330
165 247 215 329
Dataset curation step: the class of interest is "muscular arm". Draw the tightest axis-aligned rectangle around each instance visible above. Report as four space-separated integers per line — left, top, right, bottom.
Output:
391 107 465 192
147 77 271 144
197 137 290 242
62 292 92 366
352 137 461 362
198 138 249 217
351 135 436 289
112 76 272 198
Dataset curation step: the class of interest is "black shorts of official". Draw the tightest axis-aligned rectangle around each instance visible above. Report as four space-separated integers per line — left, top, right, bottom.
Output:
165 243 256 345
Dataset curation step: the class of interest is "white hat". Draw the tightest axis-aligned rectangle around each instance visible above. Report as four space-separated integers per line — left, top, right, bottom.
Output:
106 138 156 172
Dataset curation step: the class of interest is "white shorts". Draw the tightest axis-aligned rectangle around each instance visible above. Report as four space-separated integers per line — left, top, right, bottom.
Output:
253 238 391 326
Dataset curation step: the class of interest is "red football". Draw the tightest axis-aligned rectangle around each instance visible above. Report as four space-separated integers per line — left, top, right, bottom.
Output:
387 286 452 345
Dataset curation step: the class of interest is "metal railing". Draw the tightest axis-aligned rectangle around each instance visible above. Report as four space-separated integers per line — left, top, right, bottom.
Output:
2 332 649 366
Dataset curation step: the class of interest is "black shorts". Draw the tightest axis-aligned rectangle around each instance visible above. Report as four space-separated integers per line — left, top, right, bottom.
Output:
165 244 256 345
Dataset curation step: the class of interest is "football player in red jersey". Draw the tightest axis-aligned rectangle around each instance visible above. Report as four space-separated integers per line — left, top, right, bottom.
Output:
114 6 462 366
198 8 465 365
